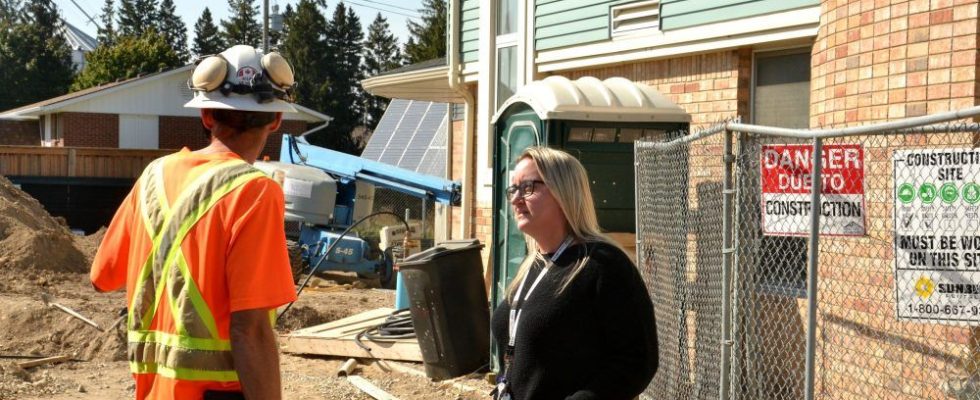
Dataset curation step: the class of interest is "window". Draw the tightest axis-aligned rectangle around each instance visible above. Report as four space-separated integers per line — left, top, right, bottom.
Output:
497 0 517 36
610 0 660 37
751 48 812 295
496 46 517 109
495 0 520 109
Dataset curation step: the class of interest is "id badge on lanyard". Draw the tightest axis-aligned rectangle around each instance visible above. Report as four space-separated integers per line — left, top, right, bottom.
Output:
498 236 573 400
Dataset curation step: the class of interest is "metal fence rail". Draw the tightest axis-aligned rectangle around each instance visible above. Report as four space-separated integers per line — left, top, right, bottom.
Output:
636 106 980 400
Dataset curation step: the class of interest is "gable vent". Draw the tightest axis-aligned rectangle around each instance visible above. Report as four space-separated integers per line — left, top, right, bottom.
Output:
611 0 660 36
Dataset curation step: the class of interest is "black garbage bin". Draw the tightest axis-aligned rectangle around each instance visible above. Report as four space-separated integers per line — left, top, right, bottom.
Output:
398 239 489 380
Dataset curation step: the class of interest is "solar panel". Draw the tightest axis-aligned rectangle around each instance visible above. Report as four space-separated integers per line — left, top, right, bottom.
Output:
363 99 451 178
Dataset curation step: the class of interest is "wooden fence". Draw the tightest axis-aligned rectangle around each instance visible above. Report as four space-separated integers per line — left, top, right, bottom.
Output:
0 146 169 179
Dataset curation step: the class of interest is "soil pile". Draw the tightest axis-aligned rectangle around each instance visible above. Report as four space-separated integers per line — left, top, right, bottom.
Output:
0 176 90 279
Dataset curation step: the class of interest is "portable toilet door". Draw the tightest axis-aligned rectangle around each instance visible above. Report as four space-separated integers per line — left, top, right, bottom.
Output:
491 103 545 306
489 76 691 309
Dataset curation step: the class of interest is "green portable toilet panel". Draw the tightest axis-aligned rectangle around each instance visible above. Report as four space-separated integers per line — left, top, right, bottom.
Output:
490 76 691 308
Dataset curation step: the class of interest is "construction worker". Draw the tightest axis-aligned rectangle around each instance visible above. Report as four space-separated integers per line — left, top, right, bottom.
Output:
91 44 299 400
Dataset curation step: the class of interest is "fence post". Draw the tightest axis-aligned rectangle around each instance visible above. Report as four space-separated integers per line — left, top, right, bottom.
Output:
804 137 823 400
720 129 734 400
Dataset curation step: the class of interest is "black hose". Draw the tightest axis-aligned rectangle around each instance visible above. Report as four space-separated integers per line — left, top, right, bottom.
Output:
277 211 410 321
354 308 417 352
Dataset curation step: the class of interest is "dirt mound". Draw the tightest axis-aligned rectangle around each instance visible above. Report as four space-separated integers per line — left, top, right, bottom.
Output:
0 176 90 277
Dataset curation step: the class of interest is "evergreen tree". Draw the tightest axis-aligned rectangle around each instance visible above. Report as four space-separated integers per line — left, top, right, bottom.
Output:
0 0 73 111
117 0 157 37
404 0 445 63
156 0 188 62
0 0 19 26
96 0 115 46
362 13 400 128
280 0 327 112
317 1 363 154
72 29 180 91
191 7 223 57
221 0 261 48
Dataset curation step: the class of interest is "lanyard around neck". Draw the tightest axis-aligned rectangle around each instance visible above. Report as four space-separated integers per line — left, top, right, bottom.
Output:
508 236 574 348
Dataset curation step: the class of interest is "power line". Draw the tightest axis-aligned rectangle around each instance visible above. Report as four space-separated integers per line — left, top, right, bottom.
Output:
354 0 418 13
344 0 420 20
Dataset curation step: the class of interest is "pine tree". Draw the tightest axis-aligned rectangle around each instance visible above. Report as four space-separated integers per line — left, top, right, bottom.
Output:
404 0 445 63
221 0 261 48
0 0 19 26
96 0 115 46
156 0 188 62
72 29 180 91
0 0 73 111
191 7 223 57
280 0 327 112
117 0 157 37
362 13 401 129
317 1 363 154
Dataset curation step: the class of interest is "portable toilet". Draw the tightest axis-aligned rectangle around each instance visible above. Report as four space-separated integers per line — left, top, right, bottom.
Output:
490 76 691 308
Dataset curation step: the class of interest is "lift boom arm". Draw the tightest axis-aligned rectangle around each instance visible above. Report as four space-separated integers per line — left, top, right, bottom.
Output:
279 135 461 206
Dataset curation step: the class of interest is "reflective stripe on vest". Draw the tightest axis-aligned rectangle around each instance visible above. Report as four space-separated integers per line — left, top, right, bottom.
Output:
128 155 266 382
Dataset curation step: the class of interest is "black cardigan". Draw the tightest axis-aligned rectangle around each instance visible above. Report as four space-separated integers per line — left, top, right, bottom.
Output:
490 241 658 400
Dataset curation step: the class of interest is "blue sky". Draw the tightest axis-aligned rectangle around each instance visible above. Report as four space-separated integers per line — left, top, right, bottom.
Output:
57 0 423 48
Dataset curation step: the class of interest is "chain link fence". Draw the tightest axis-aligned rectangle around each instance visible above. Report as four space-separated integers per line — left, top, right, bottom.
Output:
356 187 436 252
636 106 980 400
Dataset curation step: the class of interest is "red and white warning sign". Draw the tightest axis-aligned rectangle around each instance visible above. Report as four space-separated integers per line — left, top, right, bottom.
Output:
760 144 866 236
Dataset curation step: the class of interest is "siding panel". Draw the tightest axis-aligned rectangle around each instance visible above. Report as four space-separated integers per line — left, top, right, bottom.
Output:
535 0 619 51
460 0 480 64
660 0 818 30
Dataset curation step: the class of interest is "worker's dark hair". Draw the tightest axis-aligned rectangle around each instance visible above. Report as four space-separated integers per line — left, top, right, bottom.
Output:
212 109 278 131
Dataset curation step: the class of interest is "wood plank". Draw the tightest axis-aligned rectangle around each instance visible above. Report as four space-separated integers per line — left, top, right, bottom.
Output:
280 308 424 362
290 307 397 336
346 376 400 400
17 355 72 369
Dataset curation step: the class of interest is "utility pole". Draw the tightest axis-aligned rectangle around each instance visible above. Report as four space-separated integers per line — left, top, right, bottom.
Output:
262 0 269 52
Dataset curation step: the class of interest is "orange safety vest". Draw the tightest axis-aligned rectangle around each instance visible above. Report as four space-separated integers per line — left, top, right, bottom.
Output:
127 155 267 382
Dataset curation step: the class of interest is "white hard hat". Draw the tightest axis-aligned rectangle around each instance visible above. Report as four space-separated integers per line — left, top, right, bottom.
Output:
184 45 297 113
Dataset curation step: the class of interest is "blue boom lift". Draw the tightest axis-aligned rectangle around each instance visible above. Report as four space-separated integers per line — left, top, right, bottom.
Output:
255 135 461 289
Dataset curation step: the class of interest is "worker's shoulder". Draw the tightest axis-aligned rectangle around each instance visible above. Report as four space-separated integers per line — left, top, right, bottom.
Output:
237 172 283 196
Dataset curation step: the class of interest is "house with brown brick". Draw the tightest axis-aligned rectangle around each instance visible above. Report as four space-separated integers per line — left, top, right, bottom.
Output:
0 64 330 159
362 0 980 397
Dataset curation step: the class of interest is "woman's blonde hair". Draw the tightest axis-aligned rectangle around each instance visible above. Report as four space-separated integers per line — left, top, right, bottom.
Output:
505 146 628 302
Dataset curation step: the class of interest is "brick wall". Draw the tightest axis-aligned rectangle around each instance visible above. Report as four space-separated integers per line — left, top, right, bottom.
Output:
62 112 118 148
450 119 466 239
811 0 977 125
0 119 39 145
159 116 208 150
809 1 979 398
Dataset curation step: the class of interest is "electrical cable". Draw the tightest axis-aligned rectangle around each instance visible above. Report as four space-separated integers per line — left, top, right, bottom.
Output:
354 0 418 13
344 0 420 19
354 308 416 352
277 210 410 321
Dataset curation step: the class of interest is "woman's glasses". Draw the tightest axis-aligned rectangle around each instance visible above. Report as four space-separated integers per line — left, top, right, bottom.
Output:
506 180 545 199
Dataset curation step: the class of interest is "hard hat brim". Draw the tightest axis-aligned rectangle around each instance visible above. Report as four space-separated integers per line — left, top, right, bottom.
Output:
184 92 297 113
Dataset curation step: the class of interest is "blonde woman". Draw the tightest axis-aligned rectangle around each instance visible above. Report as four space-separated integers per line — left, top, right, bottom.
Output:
490 147 658 400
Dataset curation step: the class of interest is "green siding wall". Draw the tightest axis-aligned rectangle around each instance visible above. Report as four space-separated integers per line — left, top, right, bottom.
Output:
533 0 819 51
660 0 818 31
535 0 621 51
460 0 480 63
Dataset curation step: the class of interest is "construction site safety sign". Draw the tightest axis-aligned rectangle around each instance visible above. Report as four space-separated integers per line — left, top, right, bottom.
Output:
760 144 866 236
894 148 980 324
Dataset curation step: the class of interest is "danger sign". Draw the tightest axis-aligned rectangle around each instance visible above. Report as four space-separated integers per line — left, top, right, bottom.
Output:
761 144 866 236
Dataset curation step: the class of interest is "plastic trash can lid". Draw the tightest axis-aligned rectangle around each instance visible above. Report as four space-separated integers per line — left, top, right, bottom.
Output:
400 239 483 265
